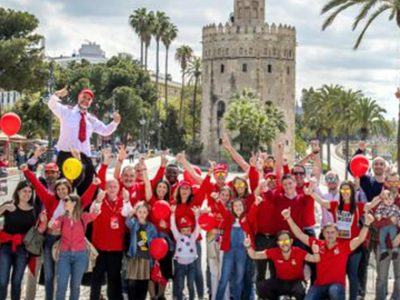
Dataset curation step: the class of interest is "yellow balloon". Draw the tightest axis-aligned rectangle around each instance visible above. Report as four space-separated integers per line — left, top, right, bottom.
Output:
62 158 83 181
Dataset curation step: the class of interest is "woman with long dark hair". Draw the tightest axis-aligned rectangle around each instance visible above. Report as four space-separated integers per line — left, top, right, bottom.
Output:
0 181 42 300
311 180 365 300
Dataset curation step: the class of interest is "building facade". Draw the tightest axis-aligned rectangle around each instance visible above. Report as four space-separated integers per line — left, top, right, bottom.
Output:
200 0 296 161
52 42 107 66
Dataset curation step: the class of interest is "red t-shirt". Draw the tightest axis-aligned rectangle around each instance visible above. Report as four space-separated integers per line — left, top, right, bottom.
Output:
265 247 308 281
329 202 365 241
309 237 352 287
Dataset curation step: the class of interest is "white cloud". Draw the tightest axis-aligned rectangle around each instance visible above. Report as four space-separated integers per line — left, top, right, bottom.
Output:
1 0 399 118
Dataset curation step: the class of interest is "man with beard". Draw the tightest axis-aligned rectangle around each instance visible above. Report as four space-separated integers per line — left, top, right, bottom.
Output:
349 141 387 299
48 86 121 195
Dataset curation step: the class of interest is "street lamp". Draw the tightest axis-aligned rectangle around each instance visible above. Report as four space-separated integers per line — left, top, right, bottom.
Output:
216 101 226 161
139 118 146 153
157 121 162 151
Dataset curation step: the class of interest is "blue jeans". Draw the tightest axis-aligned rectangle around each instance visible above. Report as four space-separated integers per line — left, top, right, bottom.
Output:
379 224 398 252
56 250 88 300
347 249 362 300
242 257 255 300
195 241 204 298
216 227 248 300
174 260 196 300
305 284 345 300
43 234 58 300
0 244 29 300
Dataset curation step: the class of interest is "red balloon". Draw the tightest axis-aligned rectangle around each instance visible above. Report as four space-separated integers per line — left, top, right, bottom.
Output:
1 113 21 136
152 200 171 220
198 212 217 232
350 155 369 177
183 165 202 185
150 238 169 260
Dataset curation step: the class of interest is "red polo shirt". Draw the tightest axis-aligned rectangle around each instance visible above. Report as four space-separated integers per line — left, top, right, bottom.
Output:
265 247 308 281
309 237 352 287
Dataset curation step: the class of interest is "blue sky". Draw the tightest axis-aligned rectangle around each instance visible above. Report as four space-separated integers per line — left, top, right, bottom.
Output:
2 0 400 118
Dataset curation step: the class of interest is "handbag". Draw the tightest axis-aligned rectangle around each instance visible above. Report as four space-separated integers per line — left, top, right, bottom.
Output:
23 217 45 256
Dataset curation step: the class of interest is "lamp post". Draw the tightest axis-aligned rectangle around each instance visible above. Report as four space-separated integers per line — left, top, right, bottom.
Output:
157 121 162 151
139 118 146 153
216 101 226 162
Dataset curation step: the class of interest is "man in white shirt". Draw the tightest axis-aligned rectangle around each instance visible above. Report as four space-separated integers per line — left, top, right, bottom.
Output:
49 86 121 195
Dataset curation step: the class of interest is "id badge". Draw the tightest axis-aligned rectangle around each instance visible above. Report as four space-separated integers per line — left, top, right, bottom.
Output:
110 216 120 230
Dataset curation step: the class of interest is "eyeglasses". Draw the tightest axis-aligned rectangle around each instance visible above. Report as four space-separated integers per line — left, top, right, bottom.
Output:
292 172 305 176
325 177 337 183
214 171 227 177
234 182 246 189
340 188 352 194
277 239 291 246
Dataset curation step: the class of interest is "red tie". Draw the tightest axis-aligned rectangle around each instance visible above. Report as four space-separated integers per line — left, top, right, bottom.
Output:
79 112 87 142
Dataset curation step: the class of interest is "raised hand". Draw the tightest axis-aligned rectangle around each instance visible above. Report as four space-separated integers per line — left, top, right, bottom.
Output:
20 164 28 172
102 148 113 165
122 188 129 202
255 196 264 206
54 86 69 99
117 145 127 162
365 213 375 226
311 242 320 254
92 177 102 186
192 206 200 218
113 112 121 124
281 208 291 220
160 151 169 166
96 190 106 202
221 132 232 150
33 145 47 158
6 203 16 212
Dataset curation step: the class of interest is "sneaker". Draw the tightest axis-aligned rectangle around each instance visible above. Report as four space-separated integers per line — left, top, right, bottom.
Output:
380 251 389 261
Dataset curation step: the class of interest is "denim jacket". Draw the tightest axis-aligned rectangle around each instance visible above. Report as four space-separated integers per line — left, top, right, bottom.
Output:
125 217 158 262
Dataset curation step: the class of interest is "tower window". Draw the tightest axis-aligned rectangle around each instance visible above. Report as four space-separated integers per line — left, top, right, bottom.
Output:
221 64 225 73
242 63 248 72
287 66 290 75
268 64 272 73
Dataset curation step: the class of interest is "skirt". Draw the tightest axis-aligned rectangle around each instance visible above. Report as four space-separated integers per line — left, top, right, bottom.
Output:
126 257 150 280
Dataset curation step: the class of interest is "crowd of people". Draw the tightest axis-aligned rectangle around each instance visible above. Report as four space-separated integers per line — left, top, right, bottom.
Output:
0 86 399 300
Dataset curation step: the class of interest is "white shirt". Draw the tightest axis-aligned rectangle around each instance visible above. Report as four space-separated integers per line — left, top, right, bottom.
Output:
316 187 339 227
171 215 199 265
48 95 118 156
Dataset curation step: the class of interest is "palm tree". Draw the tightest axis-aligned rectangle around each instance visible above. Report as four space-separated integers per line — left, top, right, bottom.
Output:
187 56 202 142
152 11 170 102
161 23 178 107
143 11 155 70
129 8 148 65
321 0 400 49
350 97 387 140
322 0 400 172
175 45 193 127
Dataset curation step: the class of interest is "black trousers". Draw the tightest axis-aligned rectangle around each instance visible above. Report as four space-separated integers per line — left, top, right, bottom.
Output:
257 278 305 300
90 251 123 300
127 279 149 300
255 233 277 282
56 150 96 196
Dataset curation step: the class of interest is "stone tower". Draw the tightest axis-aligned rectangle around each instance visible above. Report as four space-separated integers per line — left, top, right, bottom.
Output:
200 0 296 162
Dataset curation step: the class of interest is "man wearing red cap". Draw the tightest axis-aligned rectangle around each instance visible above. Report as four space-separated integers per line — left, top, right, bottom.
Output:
49 86 121 194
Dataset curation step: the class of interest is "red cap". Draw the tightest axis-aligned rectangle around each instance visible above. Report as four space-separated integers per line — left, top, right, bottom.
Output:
44 162 59 172
214 163 229 174
177 216 194 229
178 180 192 188
79 88 95 100
264 172 277 180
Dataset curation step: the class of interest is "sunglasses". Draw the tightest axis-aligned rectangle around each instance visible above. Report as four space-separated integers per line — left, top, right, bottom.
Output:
63 198 76 203
325 177 337 183
234 182 246 189
340 188 352 194
277 239 291 246
214 171 227 177
293 172 305 176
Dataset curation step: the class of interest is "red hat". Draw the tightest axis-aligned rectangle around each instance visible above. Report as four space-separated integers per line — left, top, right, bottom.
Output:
264 172 277 180
79 88 95 100
177 216 194 229
178 180 192 188
214 163 229 174
44 162 59 172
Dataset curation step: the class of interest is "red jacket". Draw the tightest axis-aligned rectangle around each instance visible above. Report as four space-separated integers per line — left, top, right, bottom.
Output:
92 196 126 251
24 169 97 219
215 200 254 251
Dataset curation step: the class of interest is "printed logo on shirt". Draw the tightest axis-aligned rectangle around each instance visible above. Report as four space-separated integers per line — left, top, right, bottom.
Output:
334 247 340 255
336 210 353 239
137 230 148 251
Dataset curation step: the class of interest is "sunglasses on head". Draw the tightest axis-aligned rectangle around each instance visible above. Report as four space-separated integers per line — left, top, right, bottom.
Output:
325 177 337 183
293 172 305 176
277 239 291 246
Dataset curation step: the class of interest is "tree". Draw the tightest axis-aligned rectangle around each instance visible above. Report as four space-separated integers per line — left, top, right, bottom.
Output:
161 106 186 153
175 45 193 127
129 8 148 66
0 8 47 92
224 89 286 159
350 97 387 140
321 0 400 49
187 56 202 142
152 11 170 103
161 23 178 107
143 11 155 70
